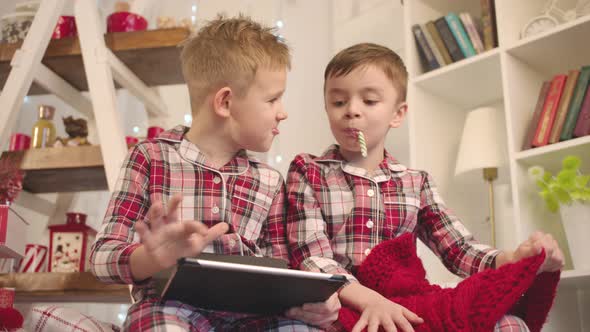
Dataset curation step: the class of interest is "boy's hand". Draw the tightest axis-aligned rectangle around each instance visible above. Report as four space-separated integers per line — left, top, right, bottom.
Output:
135 194 229 271
340 283 423 332
352 296 422 332
285 292 341 328
513 231 565 273
497 231 565 273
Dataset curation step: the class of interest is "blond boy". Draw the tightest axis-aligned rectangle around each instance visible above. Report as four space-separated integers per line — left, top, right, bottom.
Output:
90 16 339 331
286 43 564 332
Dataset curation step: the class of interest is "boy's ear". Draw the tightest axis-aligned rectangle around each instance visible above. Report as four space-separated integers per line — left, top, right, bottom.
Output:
389 102 408 128
212 87 233 118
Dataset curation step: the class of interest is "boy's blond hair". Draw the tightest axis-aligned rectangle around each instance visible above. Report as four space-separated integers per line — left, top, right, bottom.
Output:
180 15 291 111
324 43 408 101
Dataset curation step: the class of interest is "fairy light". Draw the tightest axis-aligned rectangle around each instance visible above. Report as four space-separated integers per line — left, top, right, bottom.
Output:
184 113 192 125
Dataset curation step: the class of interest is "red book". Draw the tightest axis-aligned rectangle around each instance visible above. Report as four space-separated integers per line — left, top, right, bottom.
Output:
531 75 567 147
573 84 590 137
522 81 551 150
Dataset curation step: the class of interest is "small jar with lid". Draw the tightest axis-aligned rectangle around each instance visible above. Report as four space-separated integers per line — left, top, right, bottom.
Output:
31 105 57 148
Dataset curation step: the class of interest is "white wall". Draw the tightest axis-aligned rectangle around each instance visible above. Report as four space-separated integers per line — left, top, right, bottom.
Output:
269 0 335 174
332 0 409 165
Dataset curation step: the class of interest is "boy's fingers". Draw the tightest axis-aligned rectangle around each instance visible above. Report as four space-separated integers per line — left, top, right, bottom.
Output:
181 221 210 237
351 315 368 332
327 292 341 310
135 220 151 243
530 231 544 241
394 316 414 332
302 295 339 313
402 308 423 324
147 202 164 230
166 194 183 223
553 240 565 266
292 309 326 325
205 222 230 242
367 317 381 332
301 302 324 313
531 241 543 255
381 318 397 332
284 307 298 318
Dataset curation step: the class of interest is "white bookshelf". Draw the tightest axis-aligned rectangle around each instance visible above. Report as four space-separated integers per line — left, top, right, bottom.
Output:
403 1 590 331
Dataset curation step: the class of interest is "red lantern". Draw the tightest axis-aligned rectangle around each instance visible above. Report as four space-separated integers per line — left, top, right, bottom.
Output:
48 213 96 273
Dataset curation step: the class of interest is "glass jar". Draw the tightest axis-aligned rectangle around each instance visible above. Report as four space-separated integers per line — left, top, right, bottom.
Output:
31 105 56 148
151 0 199 31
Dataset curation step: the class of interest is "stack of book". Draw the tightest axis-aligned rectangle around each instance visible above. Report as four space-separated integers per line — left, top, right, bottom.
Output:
412 0 497 73
523 66 590 150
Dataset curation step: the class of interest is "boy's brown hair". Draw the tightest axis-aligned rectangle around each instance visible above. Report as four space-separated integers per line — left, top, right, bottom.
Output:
180 15 291 111
324 43 408 101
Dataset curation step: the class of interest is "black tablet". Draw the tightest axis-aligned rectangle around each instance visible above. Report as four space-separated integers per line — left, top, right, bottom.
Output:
157 256 346 314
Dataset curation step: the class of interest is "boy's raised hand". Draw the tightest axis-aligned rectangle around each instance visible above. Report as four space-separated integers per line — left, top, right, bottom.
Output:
512 231 565 273
285 292 341 328
495 231 564 273
135 194 229 271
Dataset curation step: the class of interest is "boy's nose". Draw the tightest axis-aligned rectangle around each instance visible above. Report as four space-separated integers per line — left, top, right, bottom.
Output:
345 100 362 119
345 108 361 119
277 109 288 121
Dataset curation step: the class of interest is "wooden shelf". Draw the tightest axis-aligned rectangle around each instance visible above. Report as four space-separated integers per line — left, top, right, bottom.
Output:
560 269 590 290
515 136 590 171
0 145 107 193
0 28 190 95
506 15 590 77
410 49 502 109
0 272 131 303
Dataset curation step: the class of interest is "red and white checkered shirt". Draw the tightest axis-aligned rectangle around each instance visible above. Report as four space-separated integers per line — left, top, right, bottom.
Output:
90 126 288 303
286 145 500 280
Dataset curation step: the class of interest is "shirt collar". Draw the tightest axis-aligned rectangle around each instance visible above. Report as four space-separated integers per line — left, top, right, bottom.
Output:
315 144 407 181
155 125 257 174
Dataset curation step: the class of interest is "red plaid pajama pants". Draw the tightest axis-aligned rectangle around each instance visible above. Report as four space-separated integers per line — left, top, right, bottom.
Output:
123 299 327 332
123 299 527 331
495 315 530 332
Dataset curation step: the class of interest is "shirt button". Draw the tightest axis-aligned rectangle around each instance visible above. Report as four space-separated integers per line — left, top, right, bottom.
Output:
213 176 221 184
367 189 375 197
212 206 220 214
366 220 374 228
229 238 236 247
364 248 371 256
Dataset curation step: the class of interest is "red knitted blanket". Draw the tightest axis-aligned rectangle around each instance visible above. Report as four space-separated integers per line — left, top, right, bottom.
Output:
338 233 560 332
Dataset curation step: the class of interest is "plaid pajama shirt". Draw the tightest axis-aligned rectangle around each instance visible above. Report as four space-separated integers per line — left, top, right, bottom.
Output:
90 126 322 332
286 145 529 332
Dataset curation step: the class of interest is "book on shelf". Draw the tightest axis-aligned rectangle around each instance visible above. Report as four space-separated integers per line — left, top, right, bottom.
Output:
459 12 485 54
560 66 590 141
445 13 477 58
480 0 498 50
421 23 447 67
412 24 440 72
549 69 579 144
434 17 465 62
522 81 551 150
573 84 590 137
414 6 493 71
531 74 567 147
425 21 452 65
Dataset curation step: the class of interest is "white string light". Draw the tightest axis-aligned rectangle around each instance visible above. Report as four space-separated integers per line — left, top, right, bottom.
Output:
184 113 192 125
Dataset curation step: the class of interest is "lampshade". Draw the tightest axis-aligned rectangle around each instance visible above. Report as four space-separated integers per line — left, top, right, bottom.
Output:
455 107 507 176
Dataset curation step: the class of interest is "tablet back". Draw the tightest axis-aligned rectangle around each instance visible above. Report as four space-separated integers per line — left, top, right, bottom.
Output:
159 258 345 314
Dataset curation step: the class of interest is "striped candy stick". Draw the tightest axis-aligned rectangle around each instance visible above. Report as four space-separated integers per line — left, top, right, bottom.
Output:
358 131 367 157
